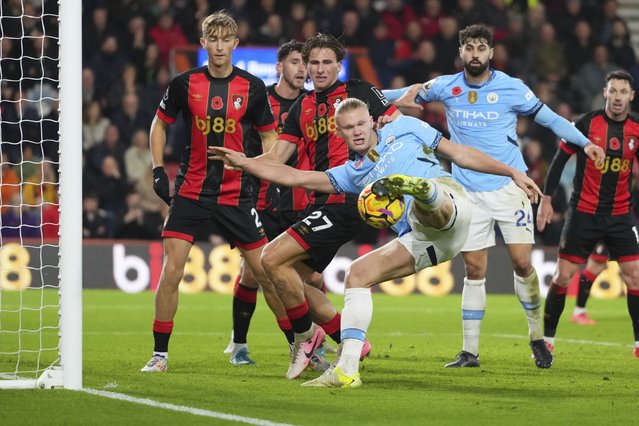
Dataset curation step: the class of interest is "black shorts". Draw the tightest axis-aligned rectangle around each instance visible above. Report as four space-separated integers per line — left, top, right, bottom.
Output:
590 242 609 262
162 195 267 249
288 201 367 272
559 209 639 263
258 208 306 241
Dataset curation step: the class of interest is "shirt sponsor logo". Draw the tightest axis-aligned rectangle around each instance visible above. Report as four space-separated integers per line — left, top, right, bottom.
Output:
486 92 498 103
468 91 478 104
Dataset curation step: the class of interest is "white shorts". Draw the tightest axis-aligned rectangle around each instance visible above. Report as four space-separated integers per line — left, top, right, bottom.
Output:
461 180 535 252
397 177 473 272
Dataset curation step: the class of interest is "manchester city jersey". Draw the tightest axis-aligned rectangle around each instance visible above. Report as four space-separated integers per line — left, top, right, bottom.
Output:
417 70 542 192
325 115 451 234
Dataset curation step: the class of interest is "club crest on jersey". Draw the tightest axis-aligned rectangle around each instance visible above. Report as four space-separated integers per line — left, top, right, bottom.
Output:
211 96 223 110
232 95 244 110
468 91 478 104
333 96 343 109
385 136 396 145
486 92 498 103
609 137 620 150
626 136 636 150
452 86 462 96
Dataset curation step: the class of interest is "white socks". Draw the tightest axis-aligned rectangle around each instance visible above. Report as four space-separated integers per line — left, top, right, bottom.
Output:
414 181 444 211
337 288 372 376
461 278 486 356
514 271 543 341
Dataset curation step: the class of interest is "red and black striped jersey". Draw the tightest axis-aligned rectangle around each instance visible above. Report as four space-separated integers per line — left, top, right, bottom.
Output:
280 79 397 205
562 110 639 215
252 84 310 213
156 66 277 205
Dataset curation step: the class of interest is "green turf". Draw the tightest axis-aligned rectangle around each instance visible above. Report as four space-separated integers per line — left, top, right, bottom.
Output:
2 290 638 425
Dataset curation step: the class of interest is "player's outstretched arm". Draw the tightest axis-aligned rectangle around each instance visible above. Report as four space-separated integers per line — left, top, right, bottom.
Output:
436 137 542 202
209 146 336 194
383 84 423 110
536 144 571 232
536 196 554 232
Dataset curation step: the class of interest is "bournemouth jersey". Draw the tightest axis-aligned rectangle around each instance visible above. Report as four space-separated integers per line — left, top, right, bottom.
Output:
280 79 397 205
252 84 310 213
563 110 639 215
156 66 277 205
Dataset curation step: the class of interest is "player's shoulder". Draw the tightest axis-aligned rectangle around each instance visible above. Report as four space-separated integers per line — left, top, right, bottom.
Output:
628 111 639 124
491 70 529 88
233 66 267 86
574 110 602 125
172 66 206 82
345 78 373 89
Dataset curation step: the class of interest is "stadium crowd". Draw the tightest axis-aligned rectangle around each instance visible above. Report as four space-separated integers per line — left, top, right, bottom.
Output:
1 0 638 244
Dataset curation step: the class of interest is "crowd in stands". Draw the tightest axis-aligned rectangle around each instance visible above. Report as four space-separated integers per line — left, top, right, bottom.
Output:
2 0 638 245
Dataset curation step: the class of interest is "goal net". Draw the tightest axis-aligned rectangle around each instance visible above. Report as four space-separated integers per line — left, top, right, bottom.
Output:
0 0 81 389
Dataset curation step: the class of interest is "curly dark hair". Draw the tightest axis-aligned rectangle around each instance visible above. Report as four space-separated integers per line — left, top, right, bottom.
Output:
301 33 346 64
277 40 304 62
459 24 493 47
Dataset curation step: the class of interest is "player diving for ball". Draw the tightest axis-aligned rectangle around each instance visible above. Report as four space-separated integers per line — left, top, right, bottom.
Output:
210 97 542 387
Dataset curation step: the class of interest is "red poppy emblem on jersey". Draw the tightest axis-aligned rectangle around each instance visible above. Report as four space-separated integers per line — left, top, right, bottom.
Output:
452 86 462 96
317 102 327 116
609 137 620 150
211 96 223 110
232 95 244 110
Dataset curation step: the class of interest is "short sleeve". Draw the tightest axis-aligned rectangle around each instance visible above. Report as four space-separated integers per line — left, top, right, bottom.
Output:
325 163 359 194
348 80 397 120
156 76 183 124
511 78 543 116
280 97 304 146
417 77 442 103
249 79 277 132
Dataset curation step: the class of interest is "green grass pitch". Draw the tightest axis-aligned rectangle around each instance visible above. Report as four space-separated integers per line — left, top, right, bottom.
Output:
2 290 638 425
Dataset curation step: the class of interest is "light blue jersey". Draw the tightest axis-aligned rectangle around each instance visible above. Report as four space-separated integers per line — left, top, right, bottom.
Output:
325 115 451 234
416 70 542 192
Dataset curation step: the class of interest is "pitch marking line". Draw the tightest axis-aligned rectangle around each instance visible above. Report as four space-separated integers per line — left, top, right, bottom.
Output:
82 388 294 426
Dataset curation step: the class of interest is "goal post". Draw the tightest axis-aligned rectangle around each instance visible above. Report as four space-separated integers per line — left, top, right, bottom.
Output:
0 0 82 390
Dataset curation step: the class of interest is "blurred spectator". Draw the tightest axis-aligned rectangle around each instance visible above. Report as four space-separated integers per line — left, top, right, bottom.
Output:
394 21 423 62
353 0 379 35
41 201 59 240
249 0 278 30
531 22 567 84
368 22 397 87
110 92 148 148
22 161 58 207
83 6 111 63
418 0 444 40
148 12 188 66
89 124 126 175
285 1 308 41
381 0 417 41
310 0 343 37
90 35 128 100
523 138 548 187
1 38 21 84
95 155 129 217
432 16 459 74
566 20 595 75
140 66 170 125
341 10 366 47
300 19 318 41
1 161 20 212
226 0 250 22
141 44 161 86
236 19 252 45
115 190 164 239
135 168 168 214
82 191 109 238
256 14 288 46
551 0 586 40
107 63 144 114
481 0 509 39
121 16 151 79
454 0 481 30
83 101 111 152
82 67 96 105
401 40 438 85
124 129 152 185
526 3 547 34
571 44 618 112
607 18 637 69
595 0 622 43
492 42 518 76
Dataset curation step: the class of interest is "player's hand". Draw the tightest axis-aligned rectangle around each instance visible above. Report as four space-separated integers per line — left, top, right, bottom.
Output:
375 115 393 130
584 142 605 168
511 171 543 204
152 166 172 206
536 195 554 232
208 146 246 171
393 83 423 111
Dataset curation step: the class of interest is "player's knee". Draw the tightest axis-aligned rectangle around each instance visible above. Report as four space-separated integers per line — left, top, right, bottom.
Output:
554 269 573 287
621 267 639 290
305 272 324 289
161 261 185 286
511 257 532 277
344 263 370 289
260 244 280 275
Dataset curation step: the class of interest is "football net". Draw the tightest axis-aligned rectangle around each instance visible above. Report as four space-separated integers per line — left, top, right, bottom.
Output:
0 0 81 389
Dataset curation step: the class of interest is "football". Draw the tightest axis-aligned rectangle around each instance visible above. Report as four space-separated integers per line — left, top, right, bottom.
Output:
357 183 406 229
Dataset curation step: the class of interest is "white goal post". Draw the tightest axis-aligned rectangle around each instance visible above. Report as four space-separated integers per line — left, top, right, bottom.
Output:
0 0 82 390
